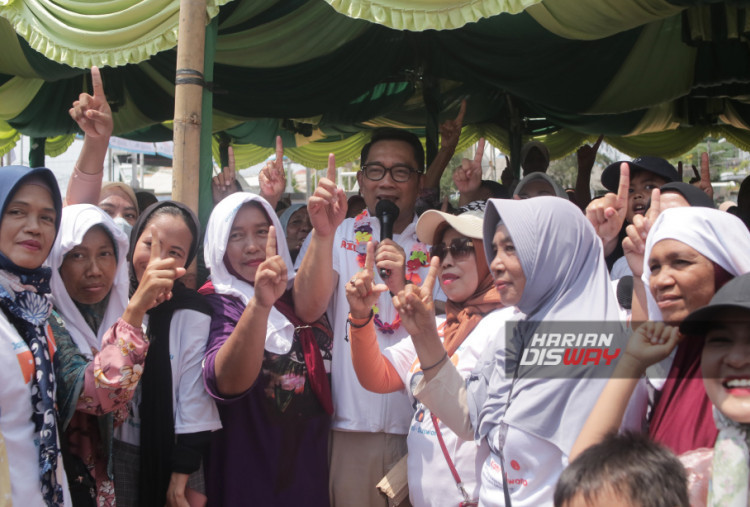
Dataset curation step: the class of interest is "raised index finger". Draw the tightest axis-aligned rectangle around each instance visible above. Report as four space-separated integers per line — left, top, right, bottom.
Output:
701 152 710 182
90 66 104 98
227 145 235 173
275 136 283 164
422 256 439 295
364 240 375 275
326 153 336 182
149 225 162 262
266 225 277 258
592 134 604 151
615 162 630 209
647 188 661 219
455 99 467 125
474 138 486 164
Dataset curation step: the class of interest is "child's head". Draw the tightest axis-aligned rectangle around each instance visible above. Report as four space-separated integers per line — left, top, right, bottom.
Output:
554 432 688 507
681 272 750 423
601 157 679 223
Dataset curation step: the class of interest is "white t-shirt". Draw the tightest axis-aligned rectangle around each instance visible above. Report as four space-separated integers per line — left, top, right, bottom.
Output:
0 312 72 505
296 213 444 434
610 256 632 280
479 428 566 507
384 308 514 507
115 309 221 445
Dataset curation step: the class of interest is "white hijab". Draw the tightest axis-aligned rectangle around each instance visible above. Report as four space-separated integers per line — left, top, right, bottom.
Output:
642 207 750 321
47 204 130 359
203 193 295 354
474 197 623 454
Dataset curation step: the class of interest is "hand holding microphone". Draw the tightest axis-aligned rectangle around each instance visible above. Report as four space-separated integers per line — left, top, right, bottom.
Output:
375 200 400 279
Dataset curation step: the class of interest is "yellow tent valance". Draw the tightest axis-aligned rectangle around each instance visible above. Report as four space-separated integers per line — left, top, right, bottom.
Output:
0 0 232 68
324 0 540 31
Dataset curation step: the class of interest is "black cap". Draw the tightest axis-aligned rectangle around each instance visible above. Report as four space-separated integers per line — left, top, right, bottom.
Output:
660 182 715 208
601 156 680 192
680 273 750 336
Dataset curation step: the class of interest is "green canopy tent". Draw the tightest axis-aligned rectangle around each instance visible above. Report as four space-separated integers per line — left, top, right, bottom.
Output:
1 0 750 221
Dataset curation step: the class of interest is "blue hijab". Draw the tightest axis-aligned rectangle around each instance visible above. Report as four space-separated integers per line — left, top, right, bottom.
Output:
0 165 64 505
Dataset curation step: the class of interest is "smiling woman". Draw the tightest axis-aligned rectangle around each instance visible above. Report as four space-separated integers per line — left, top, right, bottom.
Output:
641 207 750 455
345 207 509 506
0 166 70 505
0 182 58 269
200 192 334 506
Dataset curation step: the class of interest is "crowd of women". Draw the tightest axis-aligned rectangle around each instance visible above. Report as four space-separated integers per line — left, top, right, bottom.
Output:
2 72 750 507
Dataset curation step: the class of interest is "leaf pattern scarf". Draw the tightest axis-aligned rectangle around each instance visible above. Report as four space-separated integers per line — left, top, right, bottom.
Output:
708 407 750 507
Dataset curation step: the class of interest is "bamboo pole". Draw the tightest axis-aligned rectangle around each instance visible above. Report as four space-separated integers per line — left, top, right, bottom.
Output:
172 0 207 212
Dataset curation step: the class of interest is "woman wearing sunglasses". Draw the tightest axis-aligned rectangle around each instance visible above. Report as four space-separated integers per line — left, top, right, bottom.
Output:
346 207 513 506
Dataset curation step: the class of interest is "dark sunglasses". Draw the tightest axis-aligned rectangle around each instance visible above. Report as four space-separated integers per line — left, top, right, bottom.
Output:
430 237 475 262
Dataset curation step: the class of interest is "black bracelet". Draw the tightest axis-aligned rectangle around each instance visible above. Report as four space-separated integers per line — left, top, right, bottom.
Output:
421 351 448 372
348 310 374 328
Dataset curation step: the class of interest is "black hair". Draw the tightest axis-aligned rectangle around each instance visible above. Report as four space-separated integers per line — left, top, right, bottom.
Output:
143 204 198 247
360 128 425 172
480 180 509 199
135 190 158 214
554 432 689 507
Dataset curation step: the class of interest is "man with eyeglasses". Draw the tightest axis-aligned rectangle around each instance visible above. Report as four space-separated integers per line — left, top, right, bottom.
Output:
294 128 447 506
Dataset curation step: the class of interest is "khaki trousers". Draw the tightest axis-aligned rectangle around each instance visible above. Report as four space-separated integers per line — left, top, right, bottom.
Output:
329 430 407 507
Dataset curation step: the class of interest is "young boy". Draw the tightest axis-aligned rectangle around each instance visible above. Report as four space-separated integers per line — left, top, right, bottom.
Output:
554 432 689 507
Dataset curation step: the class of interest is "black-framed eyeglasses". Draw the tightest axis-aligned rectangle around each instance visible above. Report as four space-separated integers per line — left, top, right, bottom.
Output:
430 237 475 262
361 163 421 183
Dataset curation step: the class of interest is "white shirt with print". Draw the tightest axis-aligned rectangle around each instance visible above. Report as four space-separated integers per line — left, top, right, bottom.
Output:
296 213 444 434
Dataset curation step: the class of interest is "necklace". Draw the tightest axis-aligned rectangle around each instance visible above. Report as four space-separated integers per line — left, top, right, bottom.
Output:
353 210 430 334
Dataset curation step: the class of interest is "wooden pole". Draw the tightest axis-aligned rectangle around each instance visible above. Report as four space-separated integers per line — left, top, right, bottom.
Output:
172 0 207 213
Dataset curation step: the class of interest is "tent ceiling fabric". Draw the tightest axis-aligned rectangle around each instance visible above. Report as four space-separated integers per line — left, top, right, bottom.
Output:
1 0 750 168
0 0 232 69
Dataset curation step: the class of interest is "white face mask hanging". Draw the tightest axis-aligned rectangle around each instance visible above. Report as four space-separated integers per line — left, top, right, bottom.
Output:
112 216 133 238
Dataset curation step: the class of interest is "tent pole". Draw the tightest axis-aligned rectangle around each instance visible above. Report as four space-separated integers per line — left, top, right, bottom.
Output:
506 95 522 181
198 16 218 229
172 0 207 214
29 137 45 168
423 75 440 167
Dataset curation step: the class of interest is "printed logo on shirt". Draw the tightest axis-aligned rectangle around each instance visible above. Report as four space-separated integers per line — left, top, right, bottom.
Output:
488 457 528 488
15 349 34 384
339 240 357 252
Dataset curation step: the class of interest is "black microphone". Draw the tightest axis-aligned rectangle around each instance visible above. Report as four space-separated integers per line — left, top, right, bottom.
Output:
375 199 400 278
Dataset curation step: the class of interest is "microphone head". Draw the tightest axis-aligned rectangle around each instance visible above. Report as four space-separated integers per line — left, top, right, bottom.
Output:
375 199 400 221
616 276 633 310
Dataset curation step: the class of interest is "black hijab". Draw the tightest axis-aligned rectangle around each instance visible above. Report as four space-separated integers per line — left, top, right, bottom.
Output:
126 200 210 506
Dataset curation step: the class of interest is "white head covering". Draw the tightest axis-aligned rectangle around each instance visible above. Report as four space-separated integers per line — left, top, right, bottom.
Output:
47 204 130 359
475 197 623 454
642 207 750 321
279 204 306 235
204 192 295 354
513 172 567 199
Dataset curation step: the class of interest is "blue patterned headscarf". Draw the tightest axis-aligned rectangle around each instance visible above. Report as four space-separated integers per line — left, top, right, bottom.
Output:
0 165 64 505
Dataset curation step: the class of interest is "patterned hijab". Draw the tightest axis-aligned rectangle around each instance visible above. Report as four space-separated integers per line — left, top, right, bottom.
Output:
0 165 64 505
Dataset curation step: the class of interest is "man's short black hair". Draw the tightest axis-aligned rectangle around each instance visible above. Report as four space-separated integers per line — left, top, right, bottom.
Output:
554 432 689 507
480 180 509 199
360 128 425 172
